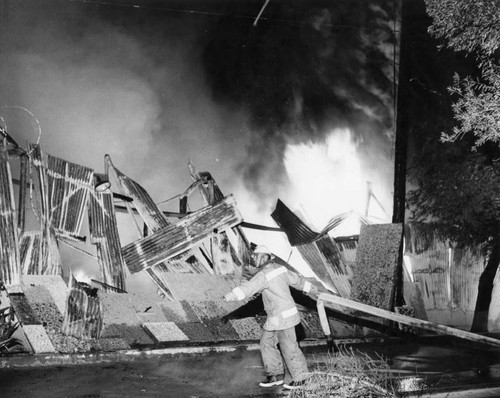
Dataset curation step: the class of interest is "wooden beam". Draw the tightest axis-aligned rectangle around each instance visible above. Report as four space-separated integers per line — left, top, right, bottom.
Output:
317 293 500 347
122 195 243 273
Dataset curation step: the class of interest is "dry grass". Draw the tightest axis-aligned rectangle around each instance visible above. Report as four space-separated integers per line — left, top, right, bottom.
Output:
291 347 399 398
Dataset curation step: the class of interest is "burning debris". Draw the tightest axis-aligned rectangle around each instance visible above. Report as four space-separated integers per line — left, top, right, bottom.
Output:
0 127 329 354
0 124 498 358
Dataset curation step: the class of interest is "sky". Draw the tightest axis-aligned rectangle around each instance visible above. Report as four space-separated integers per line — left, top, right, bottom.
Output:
0 0 399 284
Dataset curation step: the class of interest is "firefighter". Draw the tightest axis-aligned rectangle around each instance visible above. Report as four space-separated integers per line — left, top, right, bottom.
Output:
223 245 320 390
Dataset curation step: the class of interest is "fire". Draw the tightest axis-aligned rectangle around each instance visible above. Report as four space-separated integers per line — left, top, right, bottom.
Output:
283 128 365 236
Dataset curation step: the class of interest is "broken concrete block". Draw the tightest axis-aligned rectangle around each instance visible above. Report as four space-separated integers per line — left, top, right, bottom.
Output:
30 301 63 330
91 337 130 352
23 284 53 304
100 292 140 326
176 322 215 342
9 294 40 325
158 300 201 323
5 285 23 295
143 322 189 343
22 325 56 353
189 300 241 319
351 223 403 310
101 324 154 346
129 293 167 324
160 273 238 301
229 318 262 340
189 301 240 341
22 275 68 315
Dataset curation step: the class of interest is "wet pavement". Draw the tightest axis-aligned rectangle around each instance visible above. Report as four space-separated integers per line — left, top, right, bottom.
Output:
1 337 500 397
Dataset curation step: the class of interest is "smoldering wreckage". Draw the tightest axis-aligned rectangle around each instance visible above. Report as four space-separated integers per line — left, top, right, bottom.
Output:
0 127 500 362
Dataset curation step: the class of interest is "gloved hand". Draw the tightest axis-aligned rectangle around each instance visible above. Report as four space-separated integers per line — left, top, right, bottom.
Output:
326 335 339 354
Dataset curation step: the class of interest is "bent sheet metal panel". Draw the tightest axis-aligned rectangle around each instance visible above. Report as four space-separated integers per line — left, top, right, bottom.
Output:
296 242 349 297
122 195 243 273
30 144 93 237
271 199 353 296
0 147 21 285
404 223 486 327
108 159 170 232
88 180 127 291
108 157 211 281
47 154 93 235
450 246 484 312
405 223 456 310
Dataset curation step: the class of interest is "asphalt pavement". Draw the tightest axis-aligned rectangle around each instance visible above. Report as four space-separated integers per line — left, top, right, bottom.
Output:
1 337 500 397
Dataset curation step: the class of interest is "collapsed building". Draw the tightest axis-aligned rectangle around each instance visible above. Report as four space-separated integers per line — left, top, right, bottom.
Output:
1 127 500 356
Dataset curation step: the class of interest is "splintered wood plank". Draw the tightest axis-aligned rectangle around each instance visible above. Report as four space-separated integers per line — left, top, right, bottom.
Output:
317 293 500 348
122 195 242 273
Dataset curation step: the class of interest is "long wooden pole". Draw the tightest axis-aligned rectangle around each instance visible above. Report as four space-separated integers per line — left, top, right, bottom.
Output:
317 293 500 347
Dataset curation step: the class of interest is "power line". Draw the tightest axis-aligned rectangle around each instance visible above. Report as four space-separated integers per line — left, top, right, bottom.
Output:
69 0 400 32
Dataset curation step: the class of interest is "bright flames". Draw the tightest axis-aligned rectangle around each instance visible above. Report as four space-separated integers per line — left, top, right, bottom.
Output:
283 128 365 236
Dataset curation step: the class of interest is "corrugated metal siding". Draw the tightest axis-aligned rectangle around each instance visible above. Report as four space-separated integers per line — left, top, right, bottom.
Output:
159 249 209 274
0 147 21 285
271 199 318 246
19 231 40 275
410 248 450 310
107 156 170 232
296 243 350 297
122 195 243 273
107 156 212 292
62 275 103 339
88 180 126 291
40 227 63 275
450 247 485 312
19 228 62 276
190 169 248 278
404 223 486 319
316 236 352 298
146 266 175 299
47 154 93 235
192 171 225 205
335 237 358 274
30 145 93 237
107 157 227 292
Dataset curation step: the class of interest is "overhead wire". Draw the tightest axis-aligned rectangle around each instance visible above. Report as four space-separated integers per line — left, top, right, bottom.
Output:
68 0 400 32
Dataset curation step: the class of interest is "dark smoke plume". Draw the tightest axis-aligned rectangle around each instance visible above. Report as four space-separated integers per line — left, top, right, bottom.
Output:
202 0 398 200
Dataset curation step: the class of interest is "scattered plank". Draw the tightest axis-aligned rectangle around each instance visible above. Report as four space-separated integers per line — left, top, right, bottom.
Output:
317 293 500 347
